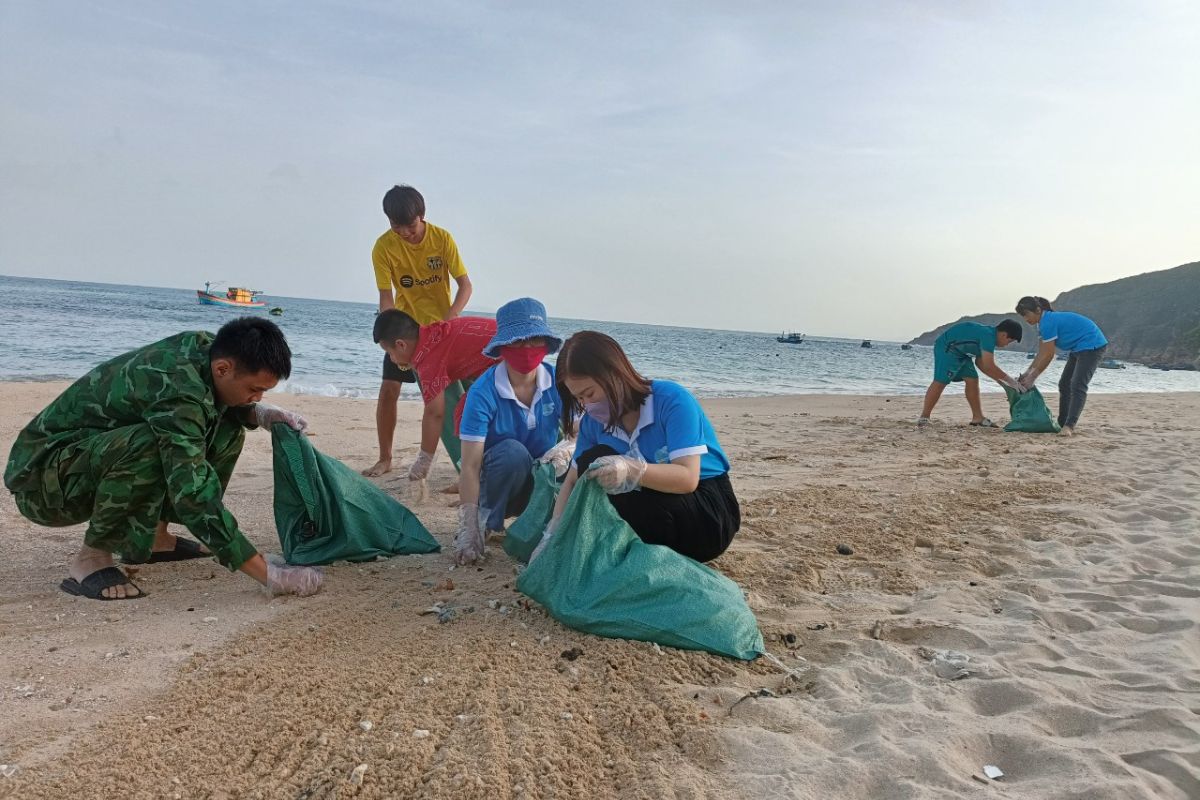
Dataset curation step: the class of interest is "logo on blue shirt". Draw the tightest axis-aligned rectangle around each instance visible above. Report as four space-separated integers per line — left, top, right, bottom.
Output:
655 446 670 464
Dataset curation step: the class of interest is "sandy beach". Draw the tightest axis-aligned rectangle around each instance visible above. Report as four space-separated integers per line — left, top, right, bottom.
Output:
0 383 1197 799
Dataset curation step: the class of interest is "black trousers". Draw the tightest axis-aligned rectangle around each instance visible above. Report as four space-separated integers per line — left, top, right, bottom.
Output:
1058 345 1106 428
576 445 741 562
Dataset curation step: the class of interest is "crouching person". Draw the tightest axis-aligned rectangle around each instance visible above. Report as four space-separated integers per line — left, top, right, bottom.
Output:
3 318 323 600
536 331 741 564
454 298 571 564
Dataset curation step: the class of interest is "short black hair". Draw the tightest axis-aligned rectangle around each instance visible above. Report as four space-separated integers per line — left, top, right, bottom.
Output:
211 317 292 379
382 185 425 226
372 309 421 344
996 318 1023 343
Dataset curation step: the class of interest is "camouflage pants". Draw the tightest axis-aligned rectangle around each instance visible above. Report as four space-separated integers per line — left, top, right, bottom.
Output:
12 420 244 562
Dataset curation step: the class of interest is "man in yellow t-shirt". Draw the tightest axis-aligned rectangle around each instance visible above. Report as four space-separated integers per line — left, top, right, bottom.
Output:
364 185 473 478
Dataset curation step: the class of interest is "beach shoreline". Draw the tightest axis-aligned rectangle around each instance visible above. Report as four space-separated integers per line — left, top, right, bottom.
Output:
1 384 1197 798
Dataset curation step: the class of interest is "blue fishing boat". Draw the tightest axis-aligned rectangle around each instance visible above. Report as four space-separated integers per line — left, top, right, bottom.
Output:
776 331 805 344
197 282 267 308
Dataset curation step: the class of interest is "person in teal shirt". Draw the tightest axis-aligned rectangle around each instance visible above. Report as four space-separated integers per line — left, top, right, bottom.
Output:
918 319 1026 428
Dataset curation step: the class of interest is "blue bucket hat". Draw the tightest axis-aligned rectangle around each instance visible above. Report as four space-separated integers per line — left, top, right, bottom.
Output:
483 297 562 359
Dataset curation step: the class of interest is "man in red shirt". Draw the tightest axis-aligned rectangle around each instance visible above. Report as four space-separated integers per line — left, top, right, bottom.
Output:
372 309 497 484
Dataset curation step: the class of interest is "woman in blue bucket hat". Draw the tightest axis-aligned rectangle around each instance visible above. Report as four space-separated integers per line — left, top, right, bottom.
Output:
454 298 575 563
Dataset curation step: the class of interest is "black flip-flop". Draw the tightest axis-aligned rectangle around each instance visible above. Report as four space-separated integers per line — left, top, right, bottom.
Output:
60 566 146 601
124 537 210 564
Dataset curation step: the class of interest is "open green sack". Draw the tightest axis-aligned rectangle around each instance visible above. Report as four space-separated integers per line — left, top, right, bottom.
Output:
271 423 440 565
516 479 764 660
1003 386 1061 433
502 462 558 563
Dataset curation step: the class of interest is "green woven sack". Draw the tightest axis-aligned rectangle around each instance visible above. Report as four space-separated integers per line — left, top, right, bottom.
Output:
502 462 558 563
1003 386 1061 433
271 423 440 564
516 479 764 660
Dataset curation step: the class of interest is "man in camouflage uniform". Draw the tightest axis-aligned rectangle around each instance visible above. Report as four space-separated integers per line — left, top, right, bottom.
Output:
4 317 323 600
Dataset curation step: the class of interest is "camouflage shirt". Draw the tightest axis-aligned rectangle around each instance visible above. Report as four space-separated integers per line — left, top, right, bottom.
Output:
4 332 258 569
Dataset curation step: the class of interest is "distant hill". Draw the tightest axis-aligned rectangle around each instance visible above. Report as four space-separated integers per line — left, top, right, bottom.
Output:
909 261 1200 370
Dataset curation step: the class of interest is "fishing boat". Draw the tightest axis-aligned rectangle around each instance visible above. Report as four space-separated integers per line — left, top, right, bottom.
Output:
776 331 805 344
197 282 267 308
1099 358 1126 370
269 307 284 316
860 340 872 348
900 343 913 350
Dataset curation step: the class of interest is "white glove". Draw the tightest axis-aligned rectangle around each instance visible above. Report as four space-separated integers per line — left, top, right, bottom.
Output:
1000 376 1028 394
255 402 308 431
407 450 435 481
586 455 647 494
454 503 485 565
266 560 323 596
537 438 576 478
528 517 558 564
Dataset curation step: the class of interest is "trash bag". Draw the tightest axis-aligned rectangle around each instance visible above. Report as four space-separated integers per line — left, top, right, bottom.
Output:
502 462 558 563
516 479 764 660
271 423 440 565
1003 387 1061 433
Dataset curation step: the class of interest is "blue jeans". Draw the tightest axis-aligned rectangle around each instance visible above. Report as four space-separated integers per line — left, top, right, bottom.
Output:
478 439 535 532
1058 346 1106 428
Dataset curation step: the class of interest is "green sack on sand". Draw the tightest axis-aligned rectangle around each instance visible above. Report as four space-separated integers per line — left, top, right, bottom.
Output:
516 479 764 661
1004 386 1061 433
271 423 440 565
503 462 559 563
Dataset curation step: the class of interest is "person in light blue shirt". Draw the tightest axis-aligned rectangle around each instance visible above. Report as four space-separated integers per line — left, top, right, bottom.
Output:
453 298 572 564
534 331 740 563
1016 296 1108 435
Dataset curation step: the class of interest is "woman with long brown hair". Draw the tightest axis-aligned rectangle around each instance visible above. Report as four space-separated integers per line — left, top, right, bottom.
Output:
533 331 740 563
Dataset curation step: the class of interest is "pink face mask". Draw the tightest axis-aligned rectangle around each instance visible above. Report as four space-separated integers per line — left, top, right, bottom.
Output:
583 399 617 426
499 345 548 375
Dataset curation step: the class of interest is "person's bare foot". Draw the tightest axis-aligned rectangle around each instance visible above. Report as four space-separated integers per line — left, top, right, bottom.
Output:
439 480 460 495
1058 426 1074 437
362 458 393 477
69 545 141 599
151 521 208 556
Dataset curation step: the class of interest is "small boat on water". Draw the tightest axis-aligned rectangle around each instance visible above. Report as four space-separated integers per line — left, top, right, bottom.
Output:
1026 352 1036 359
860 340 872 348
197 282 267 308
269 307 284 316
776 331 805 344
900 343 913 350
1099 358 1126 370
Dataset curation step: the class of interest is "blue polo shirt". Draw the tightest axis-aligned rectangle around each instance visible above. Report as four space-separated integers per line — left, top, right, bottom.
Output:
1038 310 1107 353
572 380 730 480
459 362 561 458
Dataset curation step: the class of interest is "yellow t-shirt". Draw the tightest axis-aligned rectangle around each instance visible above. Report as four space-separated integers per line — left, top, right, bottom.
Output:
372 222 468 325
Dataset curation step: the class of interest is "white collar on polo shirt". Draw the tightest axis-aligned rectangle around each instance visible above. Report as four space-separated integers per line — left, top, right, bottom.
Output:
608 391 655 447
495 363 553 428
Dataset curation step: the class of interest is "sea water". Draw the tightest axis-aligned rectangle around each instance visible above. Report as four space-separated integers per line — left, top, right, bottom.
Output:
3 274 1199 399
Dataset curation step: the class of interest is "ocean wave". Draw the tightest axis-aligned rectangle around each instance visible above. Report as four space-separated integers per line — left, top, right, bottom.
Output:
276 381 379 399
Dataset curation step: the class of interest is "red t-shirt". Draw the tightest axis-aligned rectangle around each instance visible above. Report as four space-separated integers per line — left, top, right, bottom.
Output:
412 317 499 404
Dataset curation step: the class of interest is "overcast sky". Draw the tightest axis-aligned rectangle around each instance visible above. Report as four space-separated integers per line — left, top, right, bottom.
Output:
1 1 1197 339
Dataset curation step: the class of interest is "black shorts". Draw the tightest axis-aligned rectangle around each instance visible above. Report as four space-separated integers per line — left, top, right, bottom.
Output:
575 445 741 562
381 353 417 384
